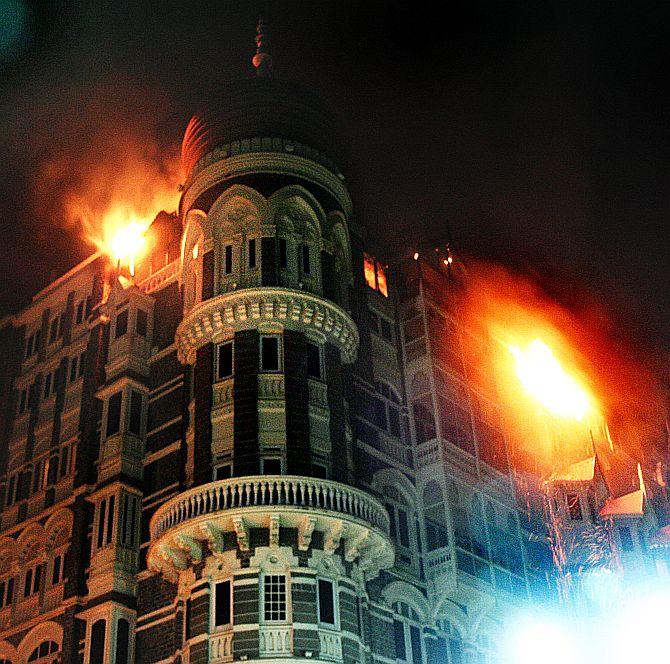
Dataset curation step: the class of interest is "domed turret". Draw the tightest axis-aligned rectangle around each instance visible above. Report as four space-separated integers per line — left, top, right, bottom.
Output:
181 20 340 181
181 77 340 180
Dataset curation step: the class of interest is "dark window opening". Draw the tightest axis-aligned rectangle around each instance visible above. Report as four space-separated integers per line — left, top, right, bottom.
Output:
129 390 143 435
566 494 583 521
312 464 327 479
301 244 311 274
90 619 106 664
214 580 232 626
76 300 85 324
135 309 148 337
105 495 115 545
248 238 257 269
217 341 233 380
115 310 128 338
215 464 232 480
115 618 130 664
393 620 406 660
224 245 233 274
263 575 287 622
260 336 281 372
96 499 106 549
279 238 288 268
106 391 122 436
262 458 282 475
306 343 322 379
317 579 335 625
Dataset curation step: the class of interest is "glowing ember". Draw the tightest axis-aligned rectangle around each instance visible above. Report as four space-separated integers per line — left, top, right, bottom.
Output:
509 339 593 421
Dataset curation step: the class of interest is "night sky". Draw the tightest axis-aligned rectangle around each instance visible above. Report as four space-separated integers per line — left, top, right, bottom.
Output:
0 1 668 366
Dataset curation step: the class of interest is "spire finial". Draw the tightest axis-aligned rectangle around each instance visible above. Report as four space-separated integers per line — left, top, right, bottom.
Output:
252 18 272 77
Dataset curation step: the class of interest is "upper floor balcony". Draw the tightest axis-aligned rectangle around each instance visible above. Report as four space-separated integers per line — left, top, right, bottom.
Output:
148 475 394 581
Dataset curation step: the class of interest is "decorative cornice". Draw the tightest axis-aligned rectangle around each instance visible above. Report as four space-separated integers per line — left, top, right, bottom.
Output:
175 287 359 365
180 151 353 218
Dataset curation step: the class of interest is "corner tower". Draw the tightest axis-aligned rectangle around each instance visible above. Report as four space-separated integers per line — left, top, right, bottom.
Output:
148 24 393 664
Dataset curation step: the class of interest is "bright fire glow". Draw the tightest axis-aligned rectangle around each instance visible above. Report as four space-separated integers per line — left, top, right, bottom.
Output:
90 205 155 277
508 339 593 421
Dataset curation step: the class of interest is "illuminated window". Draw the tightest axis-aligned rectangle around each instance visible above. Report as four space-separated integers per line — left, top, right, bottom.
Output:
363 253 388 297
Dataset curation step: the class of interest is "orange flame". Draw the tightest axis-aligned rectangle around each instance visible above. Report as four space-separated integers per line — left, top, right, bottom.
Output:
55 126 181 278
452 261 666 474
508 339 595 421
90 206 154 276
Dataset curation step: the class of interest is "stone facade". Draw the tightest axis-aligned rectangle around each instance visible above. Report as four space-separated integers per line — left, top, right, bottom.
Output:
0 53 666 664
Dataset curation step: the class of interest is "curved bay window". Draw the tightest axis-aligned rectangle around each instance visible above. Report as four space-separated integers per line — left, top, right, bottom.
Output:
422 482 449 551
383 486 415 567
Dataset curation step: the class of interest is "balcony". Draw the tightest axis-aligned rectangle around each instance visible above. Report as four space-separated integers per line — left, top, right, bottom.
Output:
174 288 359 365
148 476 394 581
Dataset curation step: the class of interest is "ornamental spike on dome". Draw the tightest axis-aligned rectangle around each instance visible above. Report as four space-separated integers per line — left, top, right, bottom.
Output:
252 17 272 77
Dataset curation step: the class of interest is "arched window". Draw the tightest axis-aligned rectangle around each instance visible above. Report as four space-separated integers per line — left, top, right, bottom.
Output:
115 618 130 664
436 618 466 664
392 602 423 664
28 641 58 662
90 619 106 664
382 485 414 564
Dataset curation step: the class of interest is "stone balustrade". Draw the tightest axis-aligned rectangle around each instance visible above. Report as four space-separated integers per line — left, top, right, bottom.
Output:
151 476 389 540
148 475 394 580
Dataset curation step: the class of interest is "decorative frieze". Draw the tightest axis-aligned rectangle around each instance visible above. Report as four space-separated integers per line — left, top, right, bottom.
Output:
175 288 359 365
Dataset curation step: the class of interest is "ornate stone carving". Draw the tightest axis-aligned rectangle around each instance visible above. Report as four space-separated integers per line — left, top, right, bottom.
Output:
269 515 280 548
175 288 359 365
298 517 317 551
232 517 249 551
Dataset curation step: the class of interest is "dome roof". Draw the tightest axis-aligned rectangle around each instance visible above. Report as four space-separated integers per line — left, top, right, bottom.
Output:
181 77 339 180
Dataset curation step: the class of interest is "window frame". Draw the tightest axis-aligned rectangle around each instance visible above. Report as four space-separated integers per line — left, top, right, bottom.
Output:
114 308 129 339
212 579 233 629
261 573 290 624
216 340 234 381
306 342 323 380
259 335 282 373
248 238 257 269
224 244 233 275
317 578 338 627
